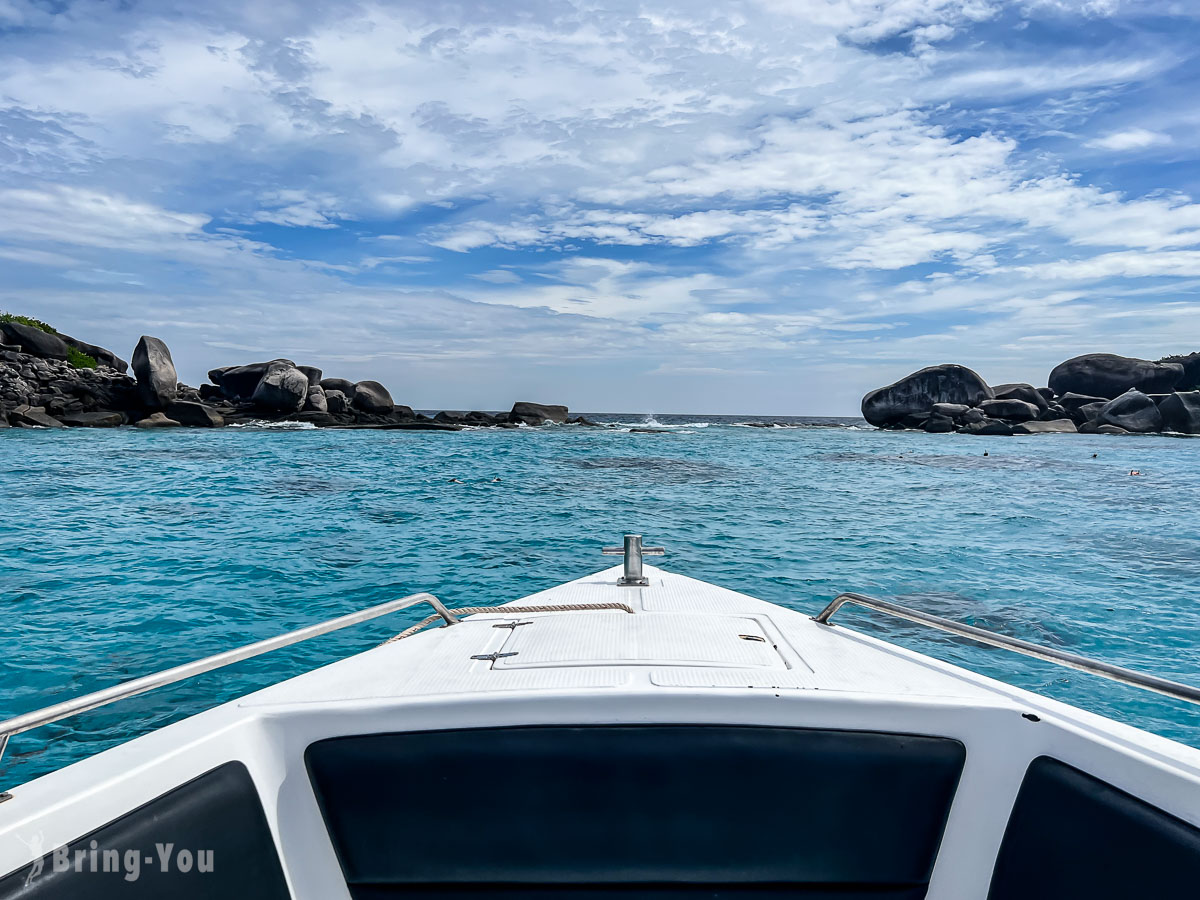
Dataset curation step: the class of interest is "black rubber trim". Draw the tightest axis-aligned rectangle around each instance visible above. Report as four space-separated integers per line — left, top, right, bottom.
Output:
349 885 930 899
988 755 1200 899
307 724 965 894
0 761 291 899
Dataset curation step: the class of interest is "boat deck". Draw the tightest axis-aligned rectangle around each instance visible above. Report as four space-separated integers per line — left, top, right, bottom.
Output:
243 564 1009 707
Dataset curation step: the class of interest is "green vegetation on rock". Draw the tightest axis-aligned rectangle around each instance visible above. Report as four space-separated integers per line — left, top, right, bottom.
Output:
0 312 56 334
66 346 97 369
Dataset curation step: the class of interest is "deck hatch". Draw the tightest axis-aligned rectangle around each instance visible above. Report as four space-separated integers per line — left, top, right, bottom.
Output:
490 613 786 669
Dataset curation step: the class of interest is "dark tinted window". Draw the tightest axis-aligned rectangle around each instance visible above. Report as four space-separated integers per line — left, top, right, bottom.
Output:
989 755 1200 899
0 761 290 900
307 725 965 898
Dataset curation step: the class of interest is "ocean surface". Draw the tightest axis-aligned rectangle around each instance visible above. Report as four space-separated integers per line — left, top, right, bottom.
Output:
2 413 1198 785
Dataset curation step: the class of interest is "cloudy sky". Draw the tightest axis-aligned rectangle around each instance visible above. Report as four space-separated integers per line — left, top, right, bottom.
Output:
2 0 1199 414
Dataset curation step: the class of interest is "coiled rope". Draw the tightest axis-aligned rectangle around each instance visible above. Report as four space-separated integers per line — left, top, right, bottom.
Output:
383 602 635 644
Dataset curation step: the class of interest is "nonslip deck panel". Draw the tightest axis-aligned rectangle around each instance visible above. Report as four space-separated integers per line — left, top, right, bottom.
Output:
987 755 1200 899
306 724 965 897
0 761 290 900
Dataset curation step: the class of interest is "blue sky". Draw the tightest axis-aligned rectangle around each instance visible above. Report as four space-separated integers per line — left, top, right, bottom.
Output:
2 0 1199 414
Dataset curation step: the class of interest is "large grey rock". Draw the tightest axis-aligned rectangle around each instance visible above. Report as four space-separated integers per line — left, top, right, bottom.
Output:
134 411 181 428
508 400 570 425
353 380 394 414
1071 401 1107 425
297 365 323 388
0 321 68 360
992 383 1049 411
10 404 64 427
320 377 356 396
1048 353 1182 399
1013 419 1078 434
166 400 225 427
931 402 970 419
437 410 501 426
252 365 309 412
1160 391 1200 434
325 389 349 414
211 359 296 401
1159 352 1200 391
59 333 128 372
131 336 178 408
959 418 1013 436
304 385 328 413
861 365 992 428
1098 390 1163 433
59 410 126 427
959 408 986 425
923 414 954 433
979 398 1040 422
1057 392 1108 411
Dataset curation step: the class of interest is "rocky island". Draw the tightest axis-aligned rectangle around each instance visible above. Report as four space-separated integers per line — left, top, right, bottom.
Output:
0 316 581 430
861 352 1200 435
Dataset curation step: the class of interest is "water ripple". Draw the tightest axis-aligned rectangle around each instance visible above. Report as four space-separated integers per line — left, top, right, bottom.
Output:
1 423 1198 783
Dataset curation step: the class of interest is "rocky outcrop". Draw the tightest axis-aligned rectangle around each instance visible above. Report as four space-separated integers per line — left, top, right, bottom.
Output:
992 383 1048 411
1159 391 1200 434
1 321 69 361
211 359 295 401
509 401 570 425
1 322 575 433
1160 352 1200 391
979 398 1039 422
59 410 126 427
297 366 323 388
1097 390 1162 433
252 365 309 412
960 418 1012 436
863 349 1200 437
10 404 65 427
320 377 356 395
59 333 128 372
165 400 224 428
325 389 348 414
131 336 178 408
1057 392 1107 411
135 412 181 428
861 365 992 427
304 385 328 413
353 380 394 414
1048 354 1183 399
1013 419 1078 434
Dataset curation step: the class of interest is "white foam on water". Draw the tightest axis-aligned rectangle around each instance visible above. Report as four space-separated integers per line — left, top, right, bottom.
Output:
228 420 318 430
606 415 711 429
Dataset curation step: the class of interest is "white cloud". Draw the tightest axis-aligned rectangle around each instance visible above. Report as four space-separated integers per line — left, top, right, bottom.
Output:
0 185 211 251
0 0 1198 412
247 190 347 228
1085 127 1172 151
470 269 522 284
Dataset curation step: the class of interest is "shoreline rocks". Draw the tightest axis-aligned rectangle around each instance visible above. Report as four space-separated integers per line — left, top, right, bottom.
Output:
861 364 992 428
131 336 178 409
862 351 1200 437
1 324 582 433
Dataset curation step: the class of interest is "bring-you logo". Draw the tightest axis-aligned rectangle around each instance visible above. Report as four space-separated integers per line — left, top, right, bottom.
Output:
17 831 214 883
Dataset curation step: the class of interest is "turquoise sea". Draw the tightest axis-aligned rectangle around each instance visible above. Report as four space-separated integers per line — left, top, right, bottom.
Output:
2 415 1198 786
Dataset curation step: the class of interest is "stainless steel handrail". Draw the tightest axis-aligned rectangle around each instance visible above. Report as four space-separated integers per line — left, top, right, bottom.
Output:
815 592 1200 707
0 591 457 798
